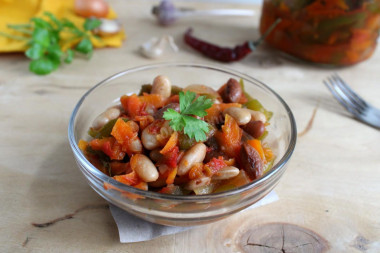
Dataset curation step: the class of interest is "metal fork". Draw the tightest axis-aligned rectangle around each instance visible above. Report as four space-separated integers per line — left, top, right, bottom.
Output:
323 74 380 129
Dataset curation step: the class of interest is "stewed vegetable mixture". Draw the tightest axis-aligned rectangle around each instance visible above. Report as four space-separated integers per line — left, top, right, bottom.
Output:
79 75 275 195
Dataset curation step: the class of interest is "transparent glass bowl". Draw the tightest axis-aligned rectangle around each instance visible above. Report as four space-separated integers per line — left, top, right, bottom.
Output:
68 63 297 226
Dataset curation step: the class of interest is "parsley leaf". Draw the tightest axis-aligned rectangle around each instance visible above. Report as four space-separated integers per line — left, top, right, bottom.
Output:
0 12 102 75
163 91 213 142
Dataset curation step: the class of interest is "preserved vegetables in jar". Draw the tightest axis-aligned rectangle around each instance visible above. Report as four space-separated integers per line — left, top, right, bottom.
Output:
260 0 380 66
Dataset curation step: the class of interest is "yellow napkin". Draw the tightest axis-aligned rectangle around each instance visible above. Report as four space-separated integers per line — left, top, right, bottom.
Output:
0 0 126 52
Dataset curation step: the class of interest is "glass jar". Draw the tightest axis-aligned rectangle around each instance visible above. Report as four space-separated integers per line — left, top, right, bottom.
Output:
260 0 380 66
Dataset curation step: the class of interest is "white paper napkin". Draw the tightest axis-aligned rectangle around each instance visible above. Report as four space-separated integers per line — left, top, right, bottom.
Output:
110 191 279 243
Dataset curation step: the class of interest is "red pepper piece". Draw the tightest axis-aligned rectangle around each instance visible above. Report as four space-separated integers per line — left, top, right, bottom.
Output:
184 19 281 63
184 28 253 62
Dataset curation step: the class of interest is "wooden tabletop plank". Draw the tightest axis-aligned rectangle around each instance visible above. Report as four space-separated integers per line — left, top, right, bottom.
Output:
1 0 379 252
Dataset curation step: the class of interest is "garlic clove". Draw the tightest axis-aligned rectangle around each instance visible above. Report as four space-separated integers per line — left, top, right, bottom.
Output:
93 18 122 37
139 35 179 59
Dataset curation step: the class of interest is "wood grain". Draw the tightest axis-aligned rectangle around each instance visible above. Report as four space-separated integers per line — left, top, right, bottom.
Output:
1 0 380 252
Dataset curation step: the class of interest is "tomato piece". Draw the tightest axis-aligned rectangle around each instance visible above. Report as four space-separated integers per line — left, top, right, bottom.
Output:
203 156 227 177
163 145 179 168
89 137 125 160
111 118 140 155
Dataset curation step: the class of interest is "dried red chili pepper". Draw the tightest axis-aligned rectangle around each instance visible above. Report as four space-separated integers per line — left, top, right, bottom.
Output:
184 18 281 62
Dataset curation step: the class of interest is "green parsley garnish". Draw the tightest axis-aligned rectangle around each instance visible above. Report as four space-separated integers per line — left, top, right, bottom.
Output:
0 12 101 75
163 91 213 142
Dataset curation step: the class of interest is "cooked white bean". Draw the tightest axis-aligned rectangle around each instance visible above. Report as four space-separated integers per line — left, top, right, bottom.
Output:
92 106 121 129
185 177 211 191
151 75 171 99
212 166 240 180
246 109 267 123
129 138 143 153
141 123 160 150
223 107 251 125
131 154 159 182
178 143 207 176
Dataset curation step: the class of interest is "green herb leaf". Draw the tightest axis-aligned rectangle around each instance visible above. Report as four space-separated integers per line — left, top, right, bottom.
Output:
43 12 62 30
64 49 74 64
31 18 52 29
29 58 55 75
83 18 102 31
182 115 210 142
163 91 213 142
32 28 50 47
75 38 93 54
164 109 186 132
25 43 44 60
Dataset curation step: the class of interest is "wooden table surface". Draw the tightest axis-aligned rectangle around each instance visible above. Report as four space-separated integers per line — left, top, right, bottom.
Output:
1 1 380 252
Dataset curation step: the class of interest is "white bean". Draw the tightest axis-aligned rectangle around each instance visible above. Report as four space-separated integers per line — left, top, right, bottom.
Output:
178 143 207 176
141 123 160 150
212 166 240 180
92 106 121 129
247 109 267 123
131 154 159 182
185 177 211 191
223 107 251 125
151 75 172 99
129 138 143 153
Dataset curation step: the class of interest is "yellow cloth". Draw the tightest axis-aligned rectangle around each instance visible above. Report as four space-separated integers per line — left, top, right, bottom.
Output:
0 0 126 52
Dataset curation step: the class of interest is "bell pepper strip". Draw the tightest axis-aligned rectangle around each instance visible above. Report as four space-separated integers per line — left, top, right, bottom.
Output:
89 137 125 160
247 139 266 163
244 98 273 121
165 166 177 185
88 117 129 139
160 131 178 154
215 114 242 158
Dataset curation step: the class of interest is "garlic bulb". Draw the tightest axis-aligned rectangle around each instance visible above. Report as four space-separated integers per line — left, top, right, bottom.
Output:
139 35 179 59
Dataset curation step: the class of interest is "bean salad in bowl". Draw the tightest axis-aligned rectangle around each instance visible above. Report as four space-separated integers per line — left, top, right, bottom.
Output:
69 63 296 225
79 74 275 196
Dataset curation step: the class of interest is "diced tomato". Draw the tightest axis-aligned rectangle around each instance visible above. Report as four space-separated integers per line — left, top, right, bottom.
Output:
203 156 227 177
162 145 179 168
121 94 142 118
89 137 125 160
111 118 140 156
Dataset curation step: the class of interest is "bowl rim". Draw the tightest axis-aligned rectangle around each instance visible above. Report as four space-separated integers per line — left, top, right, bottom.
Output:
68 62 297 201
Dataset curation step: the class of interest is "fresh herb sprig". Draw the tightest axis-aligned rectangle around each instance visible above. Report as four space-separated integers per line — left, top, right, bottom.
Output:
163 91 213 142
0 12 101 75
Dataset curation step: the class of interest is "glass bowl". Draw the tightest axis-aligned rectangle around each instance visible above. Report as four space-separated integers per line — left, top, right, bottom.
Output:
68 63 297 226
